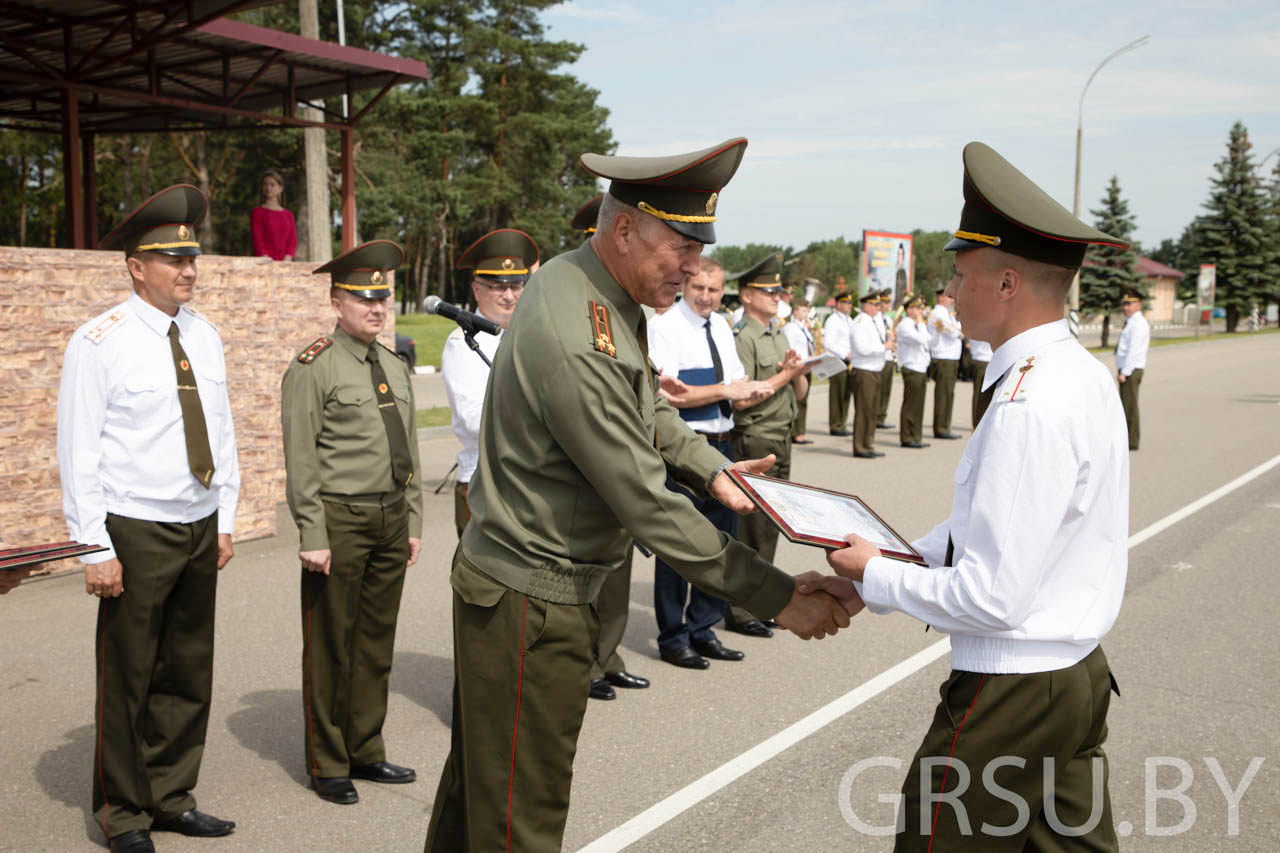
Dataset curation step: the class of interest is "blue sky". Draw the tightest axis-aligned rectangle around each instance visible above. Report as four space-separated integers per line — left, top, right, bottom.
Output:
541 0 1280 252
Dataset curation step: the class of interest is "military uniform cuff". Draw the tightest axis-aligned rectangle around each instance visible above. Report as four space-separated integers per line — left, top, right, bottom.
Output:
81 546 117 565
299 527 330 551
861 555 902 614
735 548 796 620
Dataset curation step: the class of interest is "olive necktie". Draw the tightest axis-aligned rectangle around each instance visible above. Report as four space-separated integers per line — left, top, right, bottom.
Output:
704 320 732 418
368 344 414 488
167 322 215 488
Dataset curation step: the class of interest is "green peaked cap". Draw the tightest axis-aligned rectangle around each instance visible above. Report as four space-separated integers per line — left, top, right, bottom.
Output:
944 142 1128 268
571 195 603 234
313 240 403 300
728 252 785 292
101 184 207 256
456 229 539 283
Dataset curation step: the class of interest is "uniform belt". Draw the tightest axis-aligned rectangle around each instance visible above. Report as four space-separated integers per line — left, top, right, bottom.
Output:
320 490 404 507
696 430 733 443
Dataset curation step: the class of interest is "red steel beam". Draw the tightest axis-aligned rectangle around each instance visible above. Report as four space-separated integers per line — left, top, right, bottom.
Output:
61 90 85 249
340 128 356 251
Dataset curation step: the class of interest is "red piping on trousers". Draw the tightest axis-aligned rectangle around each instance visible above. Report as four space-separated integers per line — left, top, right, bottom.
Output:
506 596 529 851
928 675 987 853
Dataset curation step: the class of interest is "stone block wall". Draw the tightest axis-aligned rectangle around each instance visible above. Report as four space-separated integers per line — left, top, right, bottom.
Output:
0 247 395 577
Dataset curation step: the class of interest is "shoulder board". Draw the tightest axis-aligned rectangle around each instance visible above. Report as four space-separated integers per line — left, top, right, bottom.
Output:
183 306 218 332
732 319 747 336
84 308 131 344
296 336 333 364
588 300 616 358
997 354 1040 404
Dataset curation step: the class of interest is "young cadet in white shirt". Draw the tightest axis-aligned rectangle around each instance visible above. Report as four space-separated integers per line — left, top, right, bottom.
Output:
928 287 964 438
782 297 816 443
1114 289 1150 450
57 186 241 853
813 142 1131 852
822 291 856 435
893 294 932 448
874 289 897 429
967 337 994 428
849 291 888 457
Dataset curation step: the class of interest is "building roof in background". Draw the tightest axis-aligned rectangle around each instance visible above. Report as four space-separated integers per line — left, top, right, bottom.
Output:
1134 256 1186 279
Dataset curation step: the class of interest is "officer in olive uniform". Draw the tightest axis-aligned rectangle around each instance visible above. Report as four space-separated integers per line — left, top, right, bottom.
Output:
281 241 423 806
569 195 651 701
423 139 847 853
722 253 812 638
875 289 897 428
58 186 241 853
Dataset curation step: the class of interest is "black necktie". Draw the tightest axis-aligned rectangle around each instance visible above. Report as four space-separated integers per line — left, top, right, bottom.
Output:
368 344 414 488
704 320 732 417
167 322 215 488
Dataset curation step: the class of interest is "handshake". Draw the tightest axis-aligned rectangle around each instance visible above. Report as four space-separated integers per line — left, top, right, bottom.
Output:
771 534 883 640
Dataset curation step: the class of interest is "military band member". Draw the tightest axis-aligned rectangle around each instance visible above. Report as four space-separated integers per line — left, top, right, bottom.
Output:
928 286 964 438
423 139 847 852
281 241 423 806
724 253 813 638
57 185 241 853
782 297 816 444
442 229 539 538
968 337 995 427
819 141 1130 851
895 295 932 448
849 291 886 458
875 288 897 428
1114 289 1149 450
822 290 856 435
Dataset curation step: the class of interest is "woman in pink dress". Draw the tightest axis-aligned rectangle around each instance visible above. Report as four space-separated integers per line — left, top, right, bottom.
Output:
250 170 297 260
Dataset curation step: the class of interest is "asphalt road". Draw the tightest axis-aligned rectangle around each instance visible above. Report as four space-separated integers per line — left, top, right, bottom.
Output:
2 332 1277 852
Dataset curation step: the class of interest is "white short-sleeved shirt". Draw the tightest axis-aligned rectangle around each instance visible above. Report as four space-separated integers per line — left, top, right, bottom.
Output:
57 294 241 564
1114 313 1150 376
969 339 993 363
823 310 855 360
895 318 932 372
928 303 963 359
648 298 745 434
441 312 504 483
848 312 886 371
782 318 814 358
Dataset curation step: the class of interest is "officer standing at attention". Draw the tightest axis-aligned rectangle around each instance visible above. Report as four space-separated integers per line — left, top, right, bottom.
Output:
723 253 812 639
1114 289 1149 450
875 289 897 429
894 294 932 449
57 185 241 853
423 138 848 853
569 195 653 702
815 141 1131 851
849 290 888 458
648 258 772 665
967 337 995 427
441 228 539 538
928 285 964 439
782 297 816 444
281 241 423 806
822 290 856 435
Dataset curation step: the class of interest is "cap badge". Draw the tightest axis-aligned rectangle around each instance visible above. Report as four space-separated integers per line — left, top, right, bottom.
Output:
706 192 718 215
177 225 190 241
371 270 384 284
502 258 515 270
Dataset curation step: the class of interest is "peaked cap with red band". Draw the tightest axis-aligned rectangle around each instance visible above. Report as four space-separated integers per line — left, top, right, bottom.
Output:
579 137 748 244
570 194 603 235
944 142 1127 269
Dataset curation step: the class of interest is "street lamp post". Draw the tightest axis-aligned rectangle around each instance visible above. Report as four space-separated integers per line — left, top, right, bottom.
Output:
1068 35 1150 331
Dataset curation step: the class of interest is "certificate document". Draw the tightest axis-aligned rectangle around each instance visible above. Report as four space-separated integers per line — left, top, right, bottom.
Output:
728 471 926 564
0 541 108 571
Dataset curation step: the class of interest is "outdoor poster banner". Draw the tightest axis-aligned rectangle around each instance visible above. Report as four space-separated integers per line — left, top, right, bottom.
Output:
1197 264 1216 307
862 231 913 306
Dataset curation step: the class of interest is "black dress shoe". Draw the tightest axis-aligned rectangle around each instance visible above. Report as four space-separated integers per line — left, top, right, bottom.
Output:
830 428 852 436
759 619 780 629
691 638 745 661
934 433 962 440
109 830 155 853
659 646 710 669
901 441 931 449
876 422 895 429
853 451 885 458
724 618 772 638
152 809 235 837
792 438 813 445
589 678 616 700
312 776 359 804
351 761 416 784
605 671 650 689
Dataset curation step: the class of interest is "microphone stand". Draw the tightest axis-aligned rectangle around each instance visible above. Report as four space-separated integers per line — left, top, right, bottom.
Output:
458 315 492 367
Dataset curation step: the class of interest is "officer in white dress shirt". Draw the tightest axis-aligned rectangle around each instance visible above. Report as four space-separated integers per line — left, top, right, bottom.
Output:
967 337 994 427
814 142 1130 851
648 258 773 666
822 291 856 435
928 287 964 438
57 186 240 853
1114 289 1150 450
849 291 888 457
894 294 932 448
782 297 815 443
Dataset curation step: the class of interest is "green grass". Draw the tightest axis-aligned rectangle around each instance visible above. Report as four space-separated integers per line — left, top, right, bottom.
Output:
415 406 453 429
396 313 457 367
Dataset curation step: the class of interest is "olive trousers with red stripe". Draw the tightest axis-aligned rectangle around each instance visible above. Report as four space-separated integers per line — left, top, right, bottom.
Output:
425 558 596 853
894 644 1119 852
93 512 219 839
300 497 409 778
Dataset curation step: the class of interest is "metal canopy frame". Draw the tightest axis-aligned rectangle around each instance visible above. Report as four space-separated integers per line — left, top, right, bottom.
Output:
0 1 429 250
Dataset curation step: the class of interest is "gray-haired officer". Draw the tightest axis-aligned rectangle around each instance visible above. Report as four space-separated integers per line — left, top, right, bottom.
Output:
281 241 422 806
57 185 241 853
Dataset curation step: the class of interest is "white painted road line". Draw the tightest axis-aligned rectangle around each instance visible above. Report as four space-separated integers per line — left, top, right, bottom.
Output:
579 452 1280 852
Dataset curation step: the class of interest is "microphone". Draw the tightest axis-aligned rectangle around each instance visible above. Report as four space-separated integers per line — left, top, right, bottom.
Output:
425 296 501 336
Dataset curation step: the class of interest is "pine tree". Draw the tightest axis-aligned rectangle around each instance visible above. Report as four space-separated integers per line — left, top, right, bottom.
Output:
1079 176 1142 347
1199 121 1270 332
1263 157 1280 308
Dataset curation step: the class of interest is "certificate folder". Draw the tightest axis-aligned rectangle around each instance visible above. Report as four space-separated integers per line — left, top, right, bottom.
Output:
0 541 108 571
728 471 926 565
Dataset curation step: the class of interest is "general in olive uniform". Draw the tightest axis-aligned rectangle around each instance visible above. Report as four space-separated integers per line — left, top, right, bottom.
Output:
281 241 423 806
57 186 241 853
423 139 845 853
723 253 812 637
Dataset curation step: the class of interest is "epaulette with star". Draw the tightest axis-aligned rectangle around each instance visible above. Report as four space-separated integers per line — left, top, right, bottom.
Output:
84 308 131 344
589 300 616 357
732 318 747 336
297 336 333 364
997 354 1039 403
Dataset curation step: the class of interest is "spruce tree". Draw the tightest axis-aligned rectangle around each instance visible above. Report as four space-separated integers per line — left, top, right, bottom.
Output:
1079 176 1142 347
1198 121 1270 332
1264 157 1280 308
